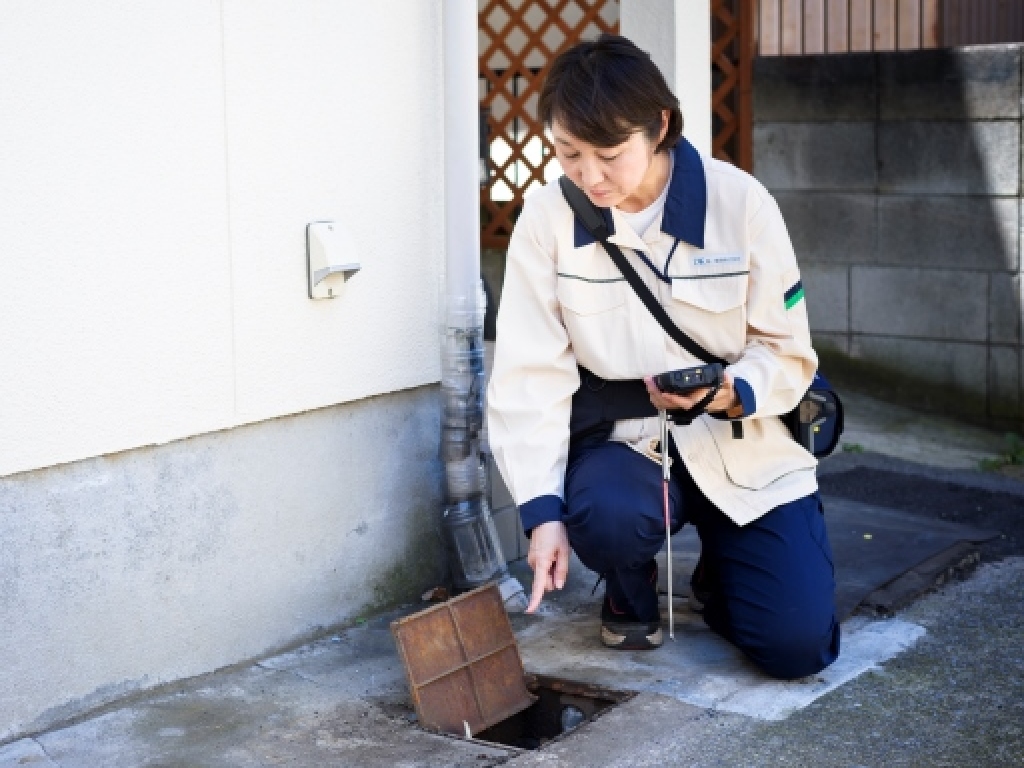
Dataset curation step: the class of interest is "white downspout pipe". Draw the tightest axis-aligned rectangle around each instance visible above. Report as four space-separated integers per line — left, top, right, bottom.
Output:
440 0 526 610
443 0 481 313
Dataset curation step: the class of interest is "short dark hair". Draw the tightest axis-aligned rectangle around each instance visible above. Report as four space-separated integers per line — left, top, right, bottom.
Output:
538 34 683 152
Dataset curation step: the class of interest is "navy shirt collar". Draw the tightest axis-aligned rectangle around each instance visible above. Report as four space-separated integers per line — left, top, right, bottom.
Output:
570 136 707 250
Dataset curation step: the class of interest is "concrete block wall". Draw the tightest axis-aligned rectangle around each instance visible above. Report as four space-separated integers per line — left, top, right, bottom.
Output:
754 45 1024 424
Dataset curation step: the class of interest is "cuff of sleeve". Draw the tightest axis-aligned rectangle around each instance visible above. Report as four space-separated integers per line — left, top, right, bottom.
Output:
518 494 566 537
734 377 756 416
710 376 757 420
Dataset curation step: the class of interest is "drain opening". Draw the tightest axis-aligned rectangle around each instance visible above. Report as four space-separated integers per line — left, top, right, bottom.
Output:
473 674 633 750
391 584 633 750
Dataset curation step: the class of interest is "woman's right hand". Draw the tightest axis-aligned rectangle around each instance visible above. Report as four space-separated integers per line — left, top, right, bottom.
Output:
526 520 571 613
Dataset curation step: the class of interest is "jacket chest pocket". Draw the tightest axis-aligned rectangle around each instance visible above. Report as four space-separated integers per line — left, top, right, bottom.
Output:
556 275 633 373
556 276 627 316
670 273 748 313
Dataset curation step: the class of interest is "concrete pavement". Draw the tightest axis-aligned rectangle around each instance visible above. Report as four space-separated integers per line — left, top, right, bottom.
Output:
2 389 1022 767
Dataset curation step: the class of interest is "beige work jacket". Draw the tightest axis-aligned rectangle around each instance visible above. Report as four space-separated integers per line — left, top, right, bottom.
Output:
486 139 818 532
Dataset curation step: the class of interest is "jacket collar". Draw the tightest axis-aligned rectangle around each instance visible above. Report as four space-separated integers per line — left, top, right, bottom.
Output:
571 136 707 250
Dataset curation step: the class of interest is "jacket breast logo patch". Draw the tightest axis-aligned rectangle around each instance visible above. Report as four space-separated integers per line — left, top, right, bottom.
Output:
785 280 805 310
692 253 742 267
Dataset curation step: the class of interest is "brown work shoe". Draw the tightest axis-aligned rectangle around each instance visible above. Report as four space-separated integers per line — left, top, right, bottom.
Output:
599 596 663 650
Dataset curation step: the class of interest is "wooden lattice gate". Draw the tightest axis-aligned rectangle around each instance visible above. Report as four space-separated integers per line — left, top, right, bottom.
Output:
478 0 754 249
712 0 755 171
479 0 619 249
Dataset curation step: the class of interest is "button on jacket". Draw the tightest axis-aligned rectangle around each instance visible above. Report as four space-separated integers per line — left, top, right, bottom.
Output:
486 138 818 533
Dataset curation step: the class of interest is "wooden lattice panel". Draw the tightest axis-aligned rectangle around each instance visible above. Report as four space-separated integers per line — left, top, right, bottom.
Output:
479 0 619 249
712 0 755 171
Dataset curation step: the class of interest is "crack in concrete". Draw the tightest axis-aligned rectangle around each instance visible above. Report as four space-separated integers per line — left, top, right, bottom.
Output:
32 736 59 766
256 661 330 690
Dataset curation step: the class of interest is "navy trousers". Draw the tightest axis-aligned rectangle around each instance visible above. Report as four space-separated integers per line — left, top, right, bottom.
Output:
563 440 840 680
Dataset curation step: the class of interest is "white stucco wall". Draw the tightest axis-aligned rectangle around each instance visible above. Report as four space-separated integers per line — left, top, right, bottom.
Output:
0 1 448 739
621 0 713 155
0 1 444 478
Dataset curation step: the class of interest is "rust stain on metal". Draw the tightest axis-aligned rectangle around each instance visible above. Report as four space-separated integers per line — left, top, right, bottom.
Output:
390 583 537 737
525 674 634 704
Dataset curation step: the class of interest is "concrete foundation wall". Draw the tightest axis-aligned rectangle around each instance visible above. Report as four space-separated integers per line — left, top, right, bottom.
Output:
754 45 1024 423
0 386 445 743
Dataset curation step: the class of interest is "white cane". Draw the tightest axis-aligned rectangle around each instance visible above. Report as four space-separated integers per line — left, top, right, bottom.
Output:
659 409 674 640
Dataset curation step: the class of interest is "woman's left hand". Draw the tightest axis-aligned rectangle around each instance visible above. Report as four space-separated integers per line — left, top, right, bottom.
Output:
644 371 744 417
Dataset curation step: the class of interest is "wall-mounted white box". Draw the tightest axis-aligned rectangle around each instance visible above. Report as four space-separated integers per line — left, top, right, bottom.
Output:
306 220 361 299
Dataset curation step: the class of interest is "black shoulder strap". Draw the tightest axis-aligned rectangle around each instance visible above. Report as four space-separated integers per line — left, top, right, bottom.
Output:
558 176 727 367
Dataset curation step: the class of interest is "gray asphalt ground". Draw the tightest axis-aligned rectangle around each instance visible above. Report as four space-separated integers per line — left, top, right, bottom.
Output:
505 557 1024 768
2 389 1023 767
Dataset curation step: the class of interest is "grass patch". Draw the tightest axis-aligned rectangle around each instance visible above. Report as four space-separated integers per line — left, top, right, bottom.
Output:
979 433 1024 472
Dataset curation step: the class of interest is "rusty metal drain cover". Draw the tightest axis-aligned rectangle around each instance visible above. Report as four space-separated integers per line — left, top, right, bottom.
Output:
390 583 537 737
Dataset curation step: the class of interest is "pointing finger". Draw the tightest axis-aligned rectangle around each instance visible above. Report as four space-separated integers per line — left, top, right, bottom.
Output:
526 559 550 613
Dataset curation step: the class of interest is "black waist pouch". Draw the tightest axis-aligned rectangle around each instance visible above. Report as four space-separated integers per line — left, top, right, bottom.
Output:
569 367 656 453
571 367 845 460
